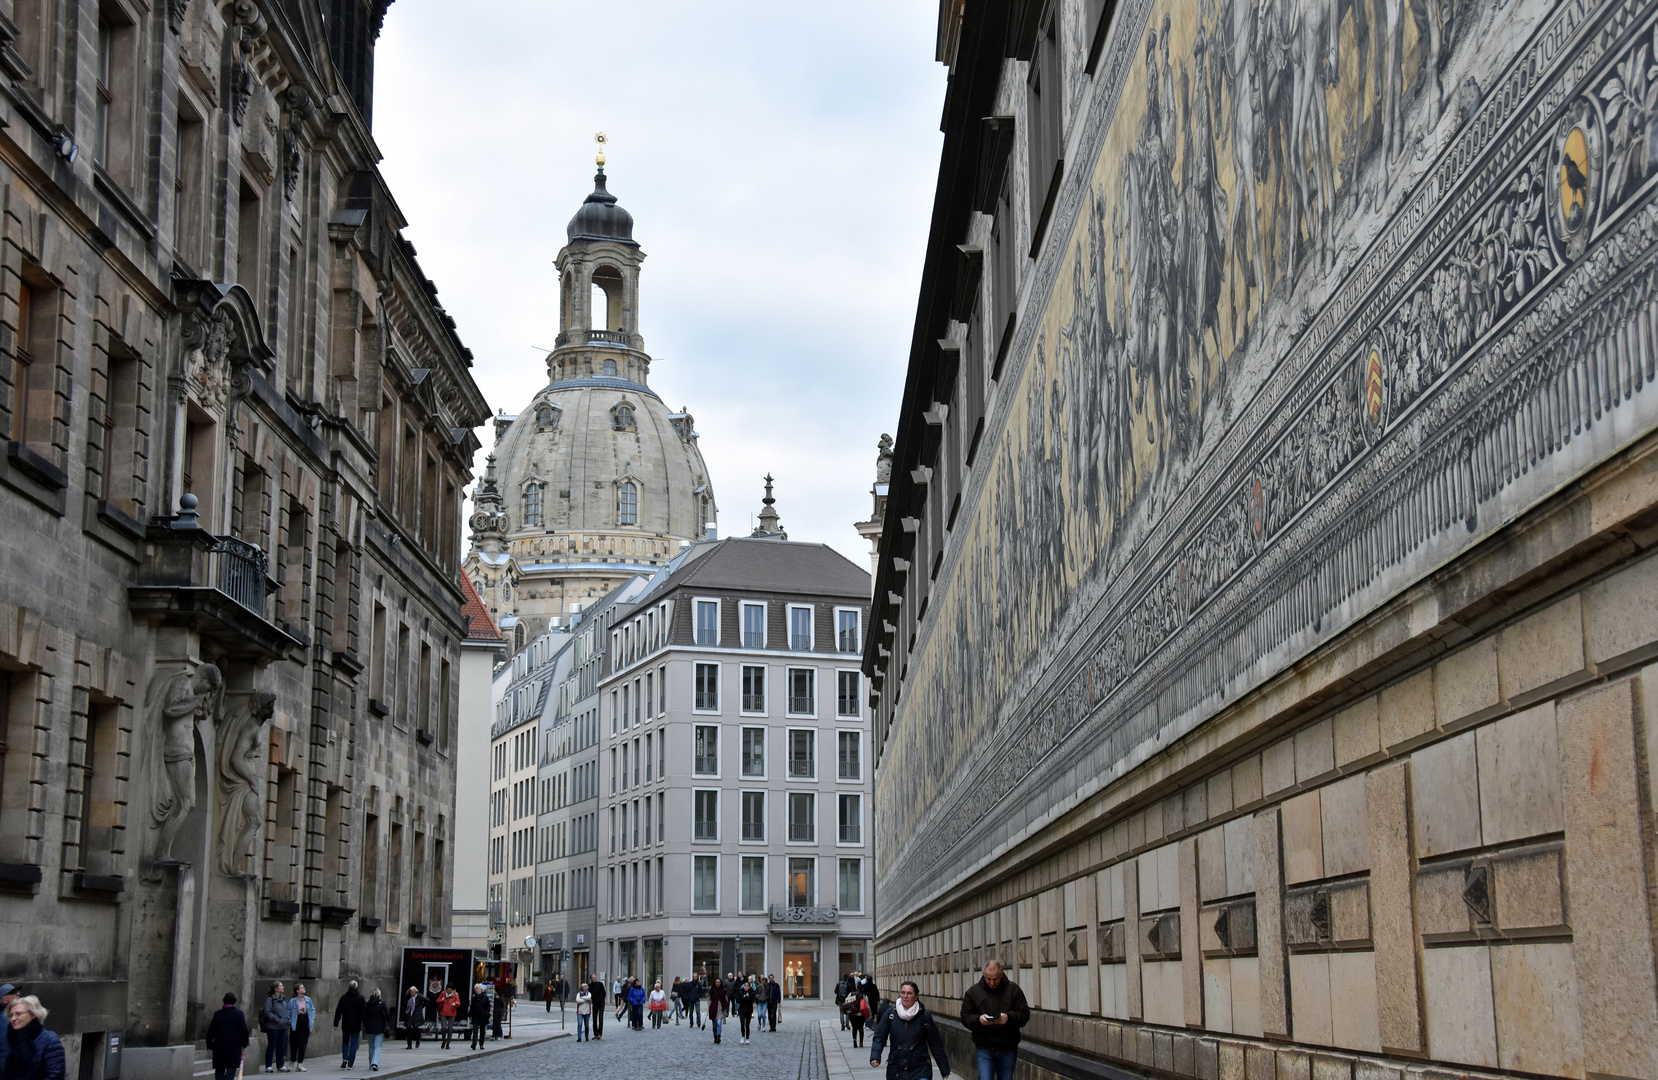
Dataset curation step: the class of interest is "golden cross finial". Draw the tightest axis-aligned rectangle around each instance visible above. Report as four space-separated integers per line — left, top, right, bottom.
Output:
595 132 607 170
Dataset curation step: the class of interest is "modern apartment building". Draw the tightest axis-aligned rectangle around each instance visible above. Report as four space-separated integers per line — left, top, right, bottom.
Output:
597 533 873 996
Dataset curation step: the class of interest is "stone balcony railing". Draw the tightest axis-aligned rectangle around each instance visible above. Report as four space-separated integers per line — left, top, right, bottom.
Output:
770 904 839 927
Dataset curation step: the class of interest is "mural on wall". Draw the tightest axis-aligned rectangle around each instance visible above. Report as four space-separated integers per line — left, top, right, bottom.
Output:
878 0 1658 918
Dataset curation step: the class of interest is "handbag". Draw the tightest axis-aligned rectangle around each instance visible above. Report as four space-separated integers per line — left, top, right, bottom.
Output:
859 997 871 1019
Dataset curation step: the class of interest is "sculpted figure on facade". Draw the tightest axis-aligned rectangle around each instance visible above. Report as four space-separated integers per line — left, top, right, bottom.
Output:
145 663 224 877
217 689 276 878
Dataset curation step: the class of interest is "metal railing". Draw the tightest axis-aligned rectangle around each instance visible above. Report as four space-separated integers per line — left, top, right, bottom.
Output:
211 536 268 613
770 904 838 926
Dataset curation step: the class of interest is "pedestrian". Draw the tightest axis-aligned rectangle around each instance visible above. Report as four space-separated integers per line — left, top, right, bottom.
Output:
260 981 289 1073
766 974 781 1031
575 985 592 1042
706 976 726 1045
734 977 754 1044
435 985 459 1051
860 971 883 1017
543 980 554 1014
586 976 606 1040
959 961 1030 1080
835 974 852 1030
669 977 683 1025
287 983 314 1071
754 975 768 1033
647 980 667 1029
870 981 950 1080
490 977 510 1040
467 985 490 1050
332 980 365 1070
360 989 389 1072
611 976 624 1023
626 978 646 1031
400 987 426 1049
3 997 64 1080
0 984 20 1077
843 989 871 1048
424 977 442 1035
203 993 249 1080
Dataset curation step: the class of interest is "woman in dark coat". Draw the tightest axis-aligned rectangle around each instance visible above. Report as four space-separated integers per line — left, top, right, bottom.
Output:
734 978 756 1043
360 989 390 1071
869 982 949 1080
4 997 65 1080
706 978 727 1044
467 985 491 1050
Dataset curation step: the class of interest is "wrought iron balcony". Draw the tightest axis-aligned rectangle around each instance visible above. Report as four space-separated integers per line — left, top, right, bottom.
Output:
769 904 839 927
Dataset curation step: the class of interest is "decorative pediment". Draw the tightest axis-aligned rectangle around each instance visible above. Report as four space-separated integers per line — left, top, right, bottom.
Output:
175 278 274 418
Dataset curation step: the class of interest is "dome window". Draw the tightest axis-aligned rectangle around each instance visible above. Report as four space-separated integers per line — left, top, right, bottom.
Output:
603 359 618 376
523 482 545 527
611 403 636 431
618 481 638 526
535 403 561 431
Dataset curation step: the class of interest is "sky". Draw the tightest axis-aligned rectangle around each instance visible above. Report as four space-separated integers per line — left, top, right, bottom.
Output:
372 3 948 568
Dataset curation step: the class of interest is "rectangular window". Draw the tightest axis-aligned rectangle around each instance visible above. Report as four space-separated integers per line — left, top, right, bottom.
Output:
836 671 860 717
644 733 652 781
693 789 719 841
740 727 766 778
788 730 815 780
789 606 813 651
643 794 652 844
692 854 718 912
838 858 863 912
787 792 815 843
836 609 860 653
741 665 766 713
695 600 719 646
741 790 765 842
694 663 719 711
837 731 861 782
693 724 719 776
838 793 862 845
740 855 766 912
788 856 815 906
657 794 664 843
659 666 666 713
787 668 815 715
644 673 653 718
741 602 765 649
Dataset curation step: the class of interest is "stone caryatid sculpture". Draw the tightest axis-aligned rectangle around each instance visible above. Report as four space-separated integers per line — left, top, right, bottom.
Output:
217 689 276 878
146 663 224 877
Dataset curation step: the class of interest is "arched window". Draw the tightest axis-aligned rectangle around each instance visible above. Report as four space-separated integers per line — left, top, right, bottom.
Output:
603 359 617 376
535 403 559 431
618 481 638 526
612 404 635 430
523 483 544 527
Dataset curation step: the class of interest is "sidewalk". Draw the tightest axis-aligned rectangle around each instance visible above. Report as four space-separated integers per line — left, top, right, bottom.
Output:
818 1012 873 1080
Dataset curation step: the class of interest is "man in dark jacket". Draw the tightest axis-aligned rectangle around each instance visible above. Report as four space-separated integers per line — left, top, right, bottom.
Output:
205 993 250 1080
586 978 605 1040
678 973 702 1029
959 961 1030 1080
835 975 853 1029
467 985 491 1050
332 981 365 1069
870 982 949 1080
766 975 781 1031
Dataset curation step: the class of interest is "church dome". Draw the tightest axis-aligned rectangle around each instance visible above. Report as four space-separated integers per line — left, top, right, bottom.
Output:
566 171 636 246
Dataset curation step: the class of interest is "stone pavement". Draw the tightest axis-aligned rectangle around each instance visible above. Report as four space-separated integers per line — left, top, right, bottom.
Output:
819 1009 882 1080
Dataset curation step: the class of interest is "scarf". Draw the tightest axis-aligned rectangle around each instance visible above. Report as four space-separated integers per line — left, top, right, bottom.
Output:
895 999 921 1021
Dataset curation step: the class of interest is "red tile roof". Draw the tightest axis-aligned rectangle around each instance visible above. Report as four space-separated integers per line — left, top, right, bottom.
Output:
458 573 504 643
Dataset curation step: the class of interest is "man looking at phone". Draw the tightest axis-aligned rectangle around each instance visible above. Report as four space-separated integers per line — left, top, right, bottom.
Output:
959 961 1030 1080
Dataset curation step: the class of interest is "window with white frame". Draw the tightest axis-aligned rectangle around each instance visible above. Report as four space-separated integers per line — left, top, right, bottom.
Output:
787 791 815 843
693 724 719 775
694 663 719 711
788 605 813 651
836 731 861 781
836 609 860 653
788 856 815 906
740 855 766 912
695 600 719 646
787 668 815 715
838 858 862 912
838 793 862 844
836 670 860 717
741 727 766 777
741 602 765 649
617 481 638 526
787 729 815 779
741 665 766 713
693 789 719 841
692 854 718 911
741 790 765 841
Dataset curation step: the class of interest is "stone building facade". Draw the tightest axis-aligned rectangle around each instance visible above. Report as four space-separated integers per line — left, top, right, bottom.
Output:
866 1 1658 1079
465 166 718 650
598 524 875 995
0 1 488 1075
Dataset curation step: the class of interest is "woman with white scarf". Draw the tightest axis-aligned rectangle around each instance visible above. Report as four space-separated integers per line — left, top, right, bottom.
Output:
869 982 950 1080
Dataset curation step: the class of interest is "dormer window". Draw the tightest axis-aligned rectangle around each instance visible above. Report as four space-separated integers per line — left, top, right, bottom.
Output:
603 359 618 376
612 403 636 431
534 403 560 432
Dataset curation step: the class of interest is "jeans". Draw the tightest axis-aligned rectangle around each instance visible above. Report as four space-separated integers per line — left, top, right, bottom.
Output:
340 1032 360 1067
711 1015 723 1041
592 1005 603 1038
470 1020 486 1049
739 1013 752 1039
438 1016 454 1048
576 1012 590 1040
672 999 684 1023
629 1003 644 1029
756 1001 767 1028
264 1026 287 1070
688 1001 702 1028
367 1034 384 1069
977 1049 1018 1080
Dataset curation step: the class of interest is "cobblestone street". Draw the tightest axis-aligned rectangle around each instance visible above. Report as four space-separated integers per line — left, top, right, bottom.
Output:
404 1003 840 1080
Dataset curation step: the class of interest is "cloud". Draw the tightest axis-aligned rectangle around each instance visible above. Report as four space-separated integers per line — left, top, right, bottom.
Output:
373 1 945 565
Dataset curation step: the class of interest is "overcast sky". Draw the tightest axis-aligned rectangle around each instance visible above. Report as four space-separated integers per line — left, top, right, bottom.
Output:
372 3 946 568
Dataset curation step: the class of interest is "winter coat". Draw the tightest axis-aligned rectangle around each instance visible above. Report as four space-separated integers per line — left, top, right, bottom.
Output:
333 987 366 1034
870 1005 950 1080
436 990 460 1019
626 986 646 1009
3 1021 64 1080
576 990 592 1016
360 998 390 1037
959 976 1031 1052
203 1005 250 1072
679 979 703 1004
401 994 427 1027
707 983 727 1019
734 985 754 1018
586 980 606 1007
287 996 315 1032
767 980 782 1006
468 992 491 1026
259 993 288 1032
835 977 852 1004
